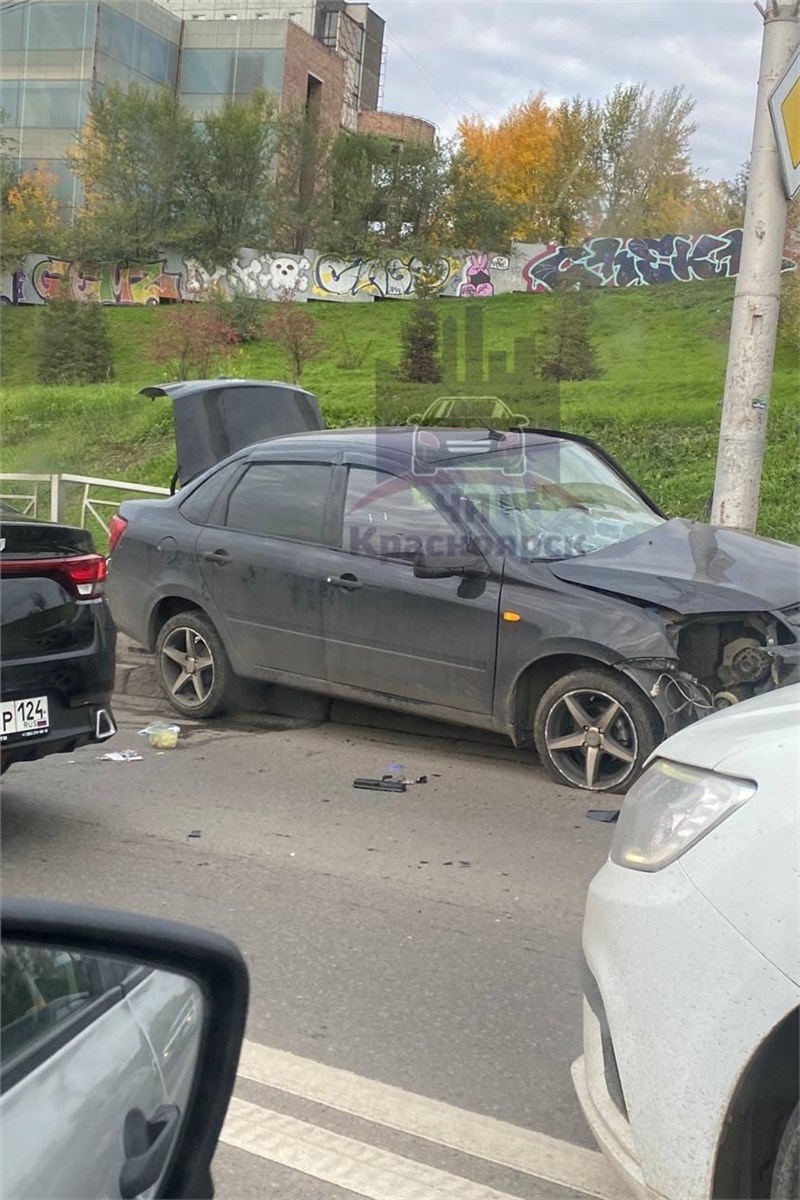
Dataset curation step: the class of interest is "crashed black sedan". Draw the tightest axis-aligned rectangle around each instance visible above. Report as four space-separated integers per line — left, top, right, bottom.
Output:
107 426 800 792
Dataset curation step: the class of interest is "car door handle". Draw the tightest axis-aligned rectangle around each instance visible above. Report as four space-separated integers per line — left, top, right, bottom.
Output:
326 574 363 591
119 1104 180 1199
202 548 231 565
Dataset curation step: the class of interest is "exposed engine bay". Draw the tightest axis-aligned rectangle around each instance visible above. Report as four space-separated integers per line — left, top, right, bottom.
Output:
675 614 796 709
623 610 800 738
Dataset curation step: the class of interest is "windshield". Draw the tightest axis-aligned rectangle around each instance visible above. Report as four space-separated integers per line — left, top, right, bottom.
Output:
447 440 664 559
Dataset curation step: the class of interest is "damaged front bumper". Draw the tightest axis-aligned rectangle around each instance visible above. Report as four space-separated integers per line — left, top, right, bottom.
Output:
621 649 800 739
620 662 712 737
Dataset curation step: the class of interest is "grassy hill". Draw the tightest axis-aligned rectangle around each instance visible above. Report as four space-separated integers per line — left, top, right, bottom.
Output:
1 281 798 542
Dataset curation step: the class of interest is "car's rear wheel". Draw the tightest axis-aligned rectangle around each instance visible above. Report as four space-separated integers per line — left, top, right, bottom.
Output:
771 1103 799 1199
533 667 662 792
156 611 233 719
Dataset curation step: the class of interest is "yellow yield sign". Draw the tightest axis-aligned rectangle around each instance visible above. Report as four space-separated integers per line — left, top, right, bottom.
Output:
770 49 800 198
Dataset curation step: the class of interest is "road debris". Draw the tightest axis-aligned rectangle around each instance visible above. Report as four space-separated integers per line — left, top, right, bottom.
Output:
354 777 407 793
586 809 620 823
100 750 143 762
187 829 202 838
138 722 181 749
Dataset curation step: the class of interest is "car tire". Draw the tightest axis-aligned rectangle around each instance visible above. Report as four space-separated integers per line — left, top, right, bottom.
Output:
533 666 662 792
771 1103 799 1199
155 611 234 720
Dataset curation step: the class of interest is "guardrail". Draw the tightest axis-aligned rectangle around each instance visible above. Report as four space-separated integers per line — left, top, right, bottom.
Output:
0 472 170 537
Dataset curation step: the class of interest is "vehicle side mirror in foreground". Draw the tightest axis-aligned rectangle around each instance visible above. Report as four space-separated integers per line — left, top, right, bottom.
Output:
413 549 490 580
1 898 249 1200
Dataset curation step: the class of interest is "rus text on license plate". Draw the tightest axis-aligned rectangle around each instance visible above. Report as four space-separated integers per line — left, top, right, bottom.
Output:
0 696 49 742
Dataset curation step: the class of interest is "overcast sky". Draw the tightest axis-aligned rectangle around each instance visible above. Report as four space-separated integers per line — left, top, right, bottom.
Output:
378 0 762 181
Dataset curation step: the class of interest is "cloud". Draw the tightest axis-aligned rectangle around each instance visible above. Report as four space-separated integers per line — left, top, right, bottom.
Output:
378 0 761 179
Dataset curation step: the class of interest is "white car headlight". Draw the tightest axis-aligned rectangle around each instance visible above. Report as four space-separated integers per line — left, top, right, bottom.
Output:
610 758 756 872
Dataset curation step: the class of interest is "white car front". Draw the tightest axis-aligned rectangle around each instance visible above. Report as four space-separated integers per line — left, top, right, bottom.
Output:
573 685 800 1200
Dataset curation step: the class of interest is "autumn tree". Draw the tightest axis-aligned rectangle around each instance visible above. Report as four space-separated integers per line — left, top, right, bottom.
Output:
264 302 325 382
2 162 64 268
69 84 195 260
458 93 557 241
152 305 239 380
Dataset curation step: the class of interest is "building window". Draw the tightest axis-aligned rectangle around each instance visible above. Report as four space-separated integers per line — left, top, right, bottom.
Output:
20 82 89 129
1 1 97 51
179 49 283 98
98 5 179 88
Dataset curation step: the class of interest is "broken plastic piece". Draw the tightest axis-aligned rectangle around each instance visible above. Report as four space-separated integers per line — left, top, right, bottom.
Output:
187 830 202 838
101 750 142 762
354 778 407 793
586 809 620 823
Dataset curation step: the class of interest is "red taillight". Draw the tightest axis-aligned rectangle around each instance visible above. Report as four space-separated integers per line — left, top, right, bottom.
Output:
0 553 108 598
108 514 128 556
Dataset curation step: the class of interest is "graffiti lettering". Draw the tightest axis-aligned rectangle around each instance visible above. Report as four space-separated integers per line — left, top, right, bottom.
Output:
2 231 795 307
521 230 755 292
313 254 455 299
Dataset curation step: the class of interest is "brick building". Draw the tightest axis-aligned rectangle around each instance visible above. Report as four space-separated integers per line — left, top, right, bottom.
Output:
0 0 436 211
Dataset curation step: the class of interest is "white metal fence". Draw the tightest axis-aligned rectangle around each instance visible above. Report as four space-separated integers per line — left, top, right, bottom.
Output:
0 473 170 540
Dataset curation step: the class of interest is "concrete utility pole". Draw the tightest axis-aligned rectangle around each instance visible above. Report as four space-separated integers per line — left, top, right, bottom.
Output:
711 0 799 532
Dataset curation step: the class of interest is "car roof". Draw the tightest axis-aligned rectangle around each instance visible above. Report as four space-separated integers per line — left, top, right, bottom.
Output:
244 426 566 460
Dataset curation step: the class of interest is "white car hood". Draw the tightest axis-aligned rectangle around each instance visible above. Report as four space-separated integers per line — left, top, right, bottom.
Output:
650 683 800 772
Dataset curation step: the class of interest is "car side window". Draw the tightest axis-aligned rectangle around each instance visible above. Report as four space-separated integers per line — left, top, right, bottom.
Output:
0 945 111 1064
342 468 463 561
179 461 242 525
225 462 332 544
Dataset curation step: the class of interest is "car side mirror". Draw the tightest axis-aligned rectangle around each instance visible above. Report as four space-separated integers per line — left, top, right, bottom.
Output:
1 898 249 1200
413 549 490 580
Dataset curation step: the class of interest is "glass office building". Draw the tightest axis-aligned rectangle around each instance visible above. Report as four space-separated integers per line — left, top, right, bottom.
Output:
0 0 387 212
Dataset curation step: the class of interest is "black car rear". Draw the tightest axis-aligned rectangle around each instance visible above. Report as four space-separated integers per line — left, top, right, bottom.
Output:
0 518 117 771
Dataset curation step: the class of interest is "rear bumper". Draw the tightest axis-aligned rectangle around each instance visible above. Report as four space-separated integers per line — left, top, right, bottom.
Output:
1 602 117 766
0 699 117 767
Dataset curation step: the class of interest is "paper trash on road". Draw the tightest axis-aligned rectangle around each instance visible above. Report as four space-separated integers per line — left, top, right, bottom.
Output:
100 750 143 762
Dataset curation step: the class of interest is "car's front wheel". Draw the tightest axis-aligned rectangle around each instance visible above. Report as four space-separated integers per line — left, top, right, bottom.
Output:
155 611 234 719
533 667 662 792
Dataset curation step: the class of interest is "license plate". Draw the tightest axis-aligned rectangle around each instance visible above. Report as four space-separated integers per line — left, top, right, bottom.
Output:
0 696 49 742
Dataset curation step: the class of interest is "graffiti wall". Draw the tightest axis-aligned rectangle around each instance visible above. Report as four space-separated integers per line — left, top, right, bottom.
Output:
2 230 796 306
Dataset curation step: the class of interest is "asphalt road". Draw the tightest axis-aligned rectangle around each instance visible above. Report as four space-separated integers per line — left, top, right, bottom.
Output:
2 697 622 1200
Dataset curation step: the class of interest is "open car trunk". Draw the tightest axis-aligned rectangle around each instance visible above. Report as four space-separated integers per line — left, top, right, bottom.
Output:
142 379 324 489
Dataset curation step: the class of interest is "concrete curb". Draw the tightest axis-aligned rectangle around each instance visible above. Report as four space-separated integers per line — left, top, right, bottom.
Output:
113 635 510 748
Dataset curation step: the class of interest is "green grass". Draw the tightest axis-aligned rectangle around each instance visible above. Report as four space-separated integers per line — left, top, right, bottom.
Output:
1 281 798 543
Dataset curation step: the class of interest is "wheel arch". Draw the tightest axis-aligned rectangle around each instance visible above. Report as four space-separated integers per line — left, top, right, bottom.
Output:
148 593 212 652
712 1007 799 1199
507 643 648 746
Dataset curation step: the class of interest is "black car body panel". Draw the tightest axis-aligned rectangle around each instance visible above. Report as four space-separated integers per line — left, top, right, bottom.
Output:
0 519 117 769
106 428 800 756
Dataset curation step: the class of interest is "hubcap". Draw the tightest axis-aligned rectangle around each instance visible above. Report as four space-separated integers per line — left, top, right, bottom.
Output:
544 689 638 790
161 627 215 708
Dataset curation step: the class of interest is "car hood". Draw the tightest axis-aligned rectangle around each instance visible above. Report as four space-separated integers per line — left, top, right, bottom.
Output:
547 518 800 614
646 683 800 771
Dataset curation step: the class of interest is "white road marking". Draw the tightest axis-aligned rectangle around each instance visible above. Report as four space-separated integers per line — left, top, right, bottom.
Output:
233 1039 626 1200
222 1096 527 1200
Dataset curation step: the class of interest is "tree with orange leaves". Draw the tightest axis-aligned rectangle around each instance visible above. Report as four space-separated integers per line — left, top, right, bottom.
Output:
1 162 64 268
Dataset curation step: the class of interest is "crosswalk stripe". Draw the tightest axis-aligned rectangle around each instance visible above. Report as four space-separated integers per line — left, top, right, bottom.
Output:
222 1096 531 1200
235 1039 624 1200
